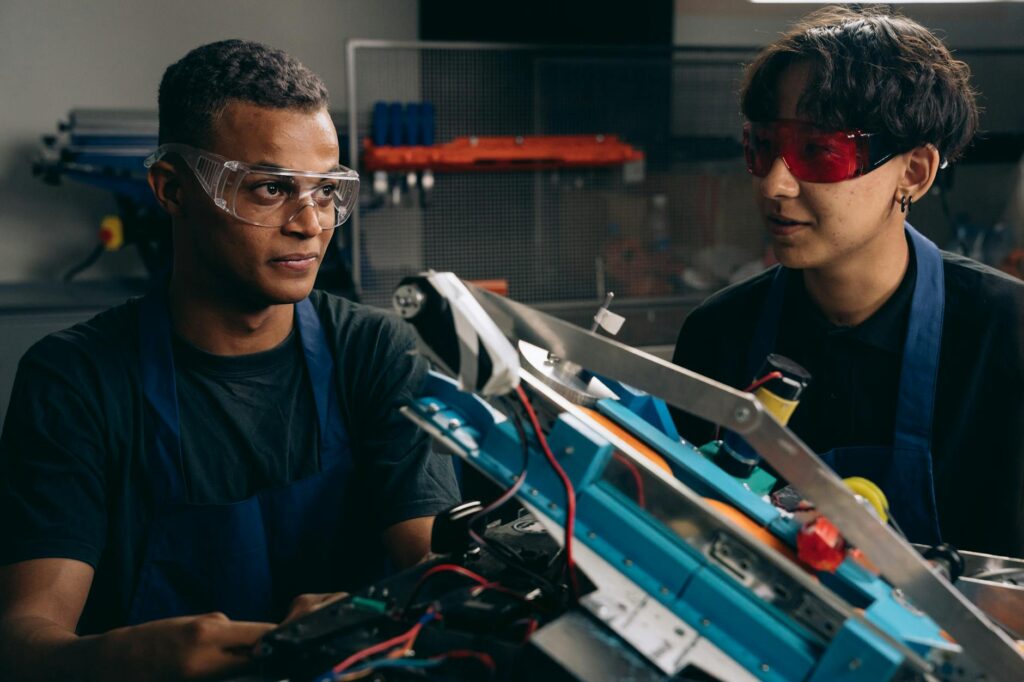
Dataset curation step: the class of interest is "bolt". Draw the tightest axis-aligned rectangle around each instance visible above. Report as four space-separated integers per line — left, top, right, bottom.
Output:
700 618 710 627
548 502 558 511
659 586 670 595
848 659 862 671
515 136 525 145
427 403 441 414
564 446 575 455
623 558 633 567
530 488 539 496
596 134 605 142
447 419 461 430
734 406 752 423
587 531 597 539
760 664 770 673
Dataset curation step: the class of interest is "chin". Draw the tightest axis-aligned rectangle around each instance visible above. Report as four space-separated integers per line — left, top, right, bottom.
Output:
772 244 831 270
254 277 318 307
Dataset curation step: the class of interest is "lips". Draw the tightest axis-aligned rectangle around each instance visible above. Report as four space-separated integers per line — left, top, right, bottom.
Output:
269 253 319 272
271 253 318 263
767 214 811 236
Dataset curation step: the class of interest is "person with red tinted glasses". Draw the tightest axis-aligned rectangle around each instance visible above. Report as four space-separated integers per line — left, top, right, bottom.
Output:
672 6 1024 557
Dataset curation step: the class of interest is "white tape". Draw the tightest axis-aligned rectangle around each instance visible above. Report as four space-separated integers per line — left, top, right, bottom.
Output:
426 272 520 396
593 308 626 335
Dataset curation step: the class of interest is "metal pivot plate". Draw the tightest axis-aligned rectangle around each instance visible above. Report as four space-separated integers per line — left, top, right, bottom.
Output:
518 340 618 406
465 281 1024 680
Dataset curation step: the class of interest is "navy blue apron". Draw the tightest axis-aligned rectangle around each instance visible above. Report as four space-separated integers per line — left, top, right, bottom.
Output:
127 292 374 624
728 224 944 545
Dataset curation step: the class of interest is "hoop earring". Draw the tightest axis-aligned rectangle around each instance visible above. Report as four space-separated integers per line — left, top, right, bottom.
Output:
899 195 912 214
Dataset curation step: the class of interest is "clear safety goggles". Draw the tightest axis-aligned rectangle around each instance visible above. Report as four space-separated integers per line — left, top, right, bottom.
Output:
145 143 359 229
742 119 901 184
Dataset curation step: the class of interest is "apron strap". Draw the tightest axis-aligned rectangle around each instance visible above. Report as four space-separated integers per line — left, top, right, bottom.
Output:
295 297 349 467
138 290 186 504
893 224 945 452
722 267 787 457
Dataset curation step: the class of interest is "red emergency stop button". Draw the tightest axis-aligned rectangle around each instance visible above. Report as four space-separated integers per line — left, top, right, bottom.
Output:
99 215 124 250
797 516 846 572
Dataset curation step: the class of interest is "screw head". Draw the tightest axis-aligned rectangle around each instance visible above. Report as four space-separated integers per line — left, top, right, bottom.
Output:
734 406 752 423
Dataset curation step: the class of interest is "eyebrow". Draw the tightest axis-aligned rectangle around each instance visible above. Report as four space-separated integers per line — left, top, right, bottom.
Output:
255 160 347 173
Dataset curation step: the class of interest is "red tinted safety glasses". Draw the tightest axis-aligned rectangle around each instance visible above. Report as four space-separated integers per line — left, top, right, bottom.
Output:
743 119 900 183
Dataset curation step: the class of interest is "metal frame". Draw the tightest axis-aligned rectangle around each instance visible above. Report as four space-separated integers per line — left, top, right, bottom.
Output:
462 281 1024 680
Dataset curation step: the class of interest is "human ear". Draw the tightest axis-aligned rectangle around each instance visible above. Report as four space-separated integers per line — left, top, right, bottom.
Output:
896 144 942 206
147 161 185 217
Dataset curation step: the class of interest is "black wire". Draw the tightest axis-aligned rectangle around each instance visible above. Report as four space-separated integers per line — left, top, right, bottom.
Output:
62 243 105 282
466 396 561 598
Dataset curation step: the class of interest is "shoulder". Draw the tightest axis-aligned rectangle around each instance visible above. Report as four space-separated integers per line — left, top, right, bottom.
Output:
940 251 1024 320
309 289 418 355
20 298 140 380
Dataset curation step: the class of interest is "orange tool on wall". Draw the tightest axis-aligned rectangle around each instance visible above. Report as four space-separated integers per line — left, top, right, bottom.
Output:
362 134 644 173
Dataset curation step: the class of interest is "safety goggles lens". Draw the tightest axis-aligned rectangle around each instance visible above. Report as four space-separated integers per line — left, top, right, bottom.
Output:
742 120 892 183
145 144 359 228
231 172 358 228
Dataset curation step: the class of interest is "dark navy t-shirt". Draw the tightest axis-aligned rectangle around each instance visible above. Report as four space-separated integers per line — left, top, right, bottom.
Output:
0 290 461 633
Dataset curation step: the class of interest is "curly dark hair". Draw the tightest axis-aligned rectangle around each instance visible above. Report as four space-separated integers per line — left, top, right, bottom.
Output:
158 39 329 146
740 5 979 163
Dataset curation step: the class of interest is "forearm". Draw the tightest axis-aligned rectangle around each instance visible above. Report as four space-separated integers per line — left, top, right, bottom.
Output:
0 615 107 682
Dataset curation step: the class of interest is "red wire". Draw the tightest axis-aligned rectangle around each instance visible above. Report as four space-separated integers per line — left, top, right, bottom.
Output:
332 622 424 674
416 563 490 587
515 385 580 599
612 452 646 508
715 370 786 440
410 563 525 603
744 370 783 393
433 649 497 672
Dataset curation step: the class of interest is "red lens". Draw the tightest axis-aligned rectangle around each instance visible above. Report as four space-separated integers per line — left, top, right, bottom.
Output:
744 120 869 183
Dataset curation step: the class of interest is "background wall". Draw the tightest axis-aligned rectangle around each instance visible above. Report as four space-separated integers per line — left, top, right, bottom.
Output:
0 0 417 282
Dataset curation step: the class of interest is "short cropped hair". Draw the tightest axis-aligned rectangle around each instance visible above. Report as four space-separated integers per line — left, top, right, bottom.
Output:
158 39 329 146
740 6 979 162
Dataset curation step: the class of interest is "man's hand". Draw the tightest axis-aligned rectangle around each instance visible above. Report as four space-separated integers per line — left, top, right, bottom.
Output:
281 592 348 625
97 612 274 681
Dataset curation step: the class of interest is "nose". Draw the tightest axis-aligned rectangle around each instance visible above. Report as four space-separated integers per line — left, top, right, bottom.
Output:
759 156 800 200
281 201 324 238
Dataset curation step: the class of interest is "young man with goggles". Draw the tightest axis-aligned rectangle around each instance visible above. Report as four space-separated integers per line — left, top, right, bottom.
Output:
673 7 1024 558
0 40 460 680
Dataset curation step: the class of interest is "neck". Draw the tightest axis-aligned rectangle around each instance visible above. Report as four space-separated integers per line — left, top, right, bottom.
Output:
802 223 909 327
167 275 294 356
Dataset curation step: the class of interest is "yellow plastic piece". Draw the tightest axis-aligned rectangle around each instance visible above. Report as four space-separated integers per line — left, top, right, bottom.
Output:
99 215 124 251
844 476 890 524
753 387 799 425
